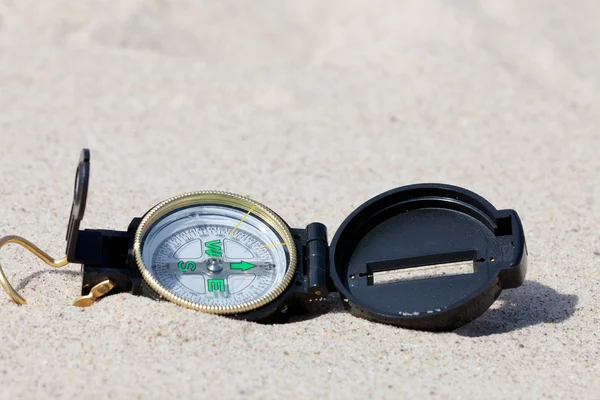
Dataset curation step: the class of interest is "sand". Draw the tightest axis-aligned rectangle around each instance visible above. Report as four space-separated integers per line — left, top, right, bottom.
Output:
0 1 598 398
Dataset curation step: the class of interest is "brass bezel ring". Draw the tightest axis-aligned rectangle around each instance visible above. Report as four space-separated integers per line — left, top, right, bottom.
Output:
133 191 297 315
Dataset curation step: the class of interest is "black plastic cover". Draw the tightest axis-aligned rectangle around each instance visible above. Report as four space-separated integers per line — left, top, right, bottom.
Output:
66 149 90 261
329 184 527 331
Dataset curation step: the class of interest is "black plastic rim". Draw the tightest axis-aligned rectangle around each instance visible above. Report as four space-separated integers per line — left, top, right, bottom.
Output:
329 183 527 331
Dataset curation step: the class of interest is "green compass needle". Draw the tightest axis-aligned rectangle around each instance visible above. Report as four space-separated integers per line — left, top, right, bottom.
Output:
168 260 268 274
230 261 256 271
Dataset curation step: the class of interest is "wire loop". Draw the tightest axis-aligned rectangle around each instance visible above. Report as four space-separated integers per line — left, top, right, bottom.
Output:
0 235 68 305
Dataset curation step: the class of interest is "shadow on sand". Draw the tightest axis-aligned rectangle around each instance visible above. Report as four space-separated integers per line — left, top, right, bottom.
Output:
455 280 578 337
15 269 81 292
310 281 578 335
12 270 577 336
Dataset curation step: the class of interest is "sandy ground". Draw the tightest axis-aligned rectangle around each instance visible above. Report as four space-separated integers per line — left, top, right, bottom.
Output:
0 1 599 399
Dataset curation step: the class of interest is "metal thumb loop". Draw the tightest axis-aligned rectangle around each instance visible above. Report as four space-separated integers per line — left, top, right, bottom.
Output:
0 235 68 305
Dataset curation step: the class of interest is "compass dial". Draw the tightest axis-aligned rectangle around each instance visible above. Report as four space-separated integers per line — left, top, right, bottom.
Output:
134 192 296 314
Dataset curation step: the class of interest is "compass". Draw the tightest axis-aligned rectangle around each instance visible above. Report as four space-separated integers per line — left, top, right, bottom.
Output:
135 193 296 314
0 149 528 331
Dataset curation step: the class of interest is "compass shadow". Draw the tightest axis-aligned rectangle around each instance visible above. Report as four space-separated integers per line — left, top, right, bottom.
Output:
322 281 577 335
257 301 331 325
15 269 81 292
275 292 346 324
455 280 578 337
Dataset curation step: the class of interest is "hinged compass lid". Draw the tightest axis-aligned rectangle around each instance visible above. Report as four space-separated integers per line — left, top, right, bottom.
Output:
329 184 527 331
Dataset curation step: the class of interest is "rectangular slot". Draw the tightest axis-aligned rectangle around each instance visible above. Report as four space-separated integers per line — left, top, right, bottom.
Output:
494 216 513 236
367 250 476 285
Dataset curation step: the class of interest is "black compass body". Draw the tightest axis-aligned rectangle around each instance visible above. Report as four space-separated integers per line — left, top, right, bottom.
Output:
65 149 527 331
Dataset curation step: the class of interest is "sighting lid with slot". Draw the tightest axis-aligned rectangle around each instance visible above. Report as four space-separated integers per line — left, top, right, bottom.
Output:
329 184 527 331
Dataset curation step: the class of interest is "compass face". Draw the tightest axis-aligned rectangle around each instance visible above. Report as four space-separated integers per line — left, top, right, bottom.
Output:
135 193 295 314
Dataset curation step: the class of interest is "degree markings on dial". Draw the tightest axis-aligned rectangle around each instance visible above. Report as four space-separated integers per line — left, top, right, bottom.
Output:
227 207 290 250
153 225 277 303
260 242 290 248
145 204 289 308
228 204 257 236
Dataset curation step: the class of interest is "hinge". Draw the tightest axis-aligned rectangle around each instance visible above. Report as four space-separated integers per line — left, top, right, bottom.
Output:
73 229 134 297
304 223 329 298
